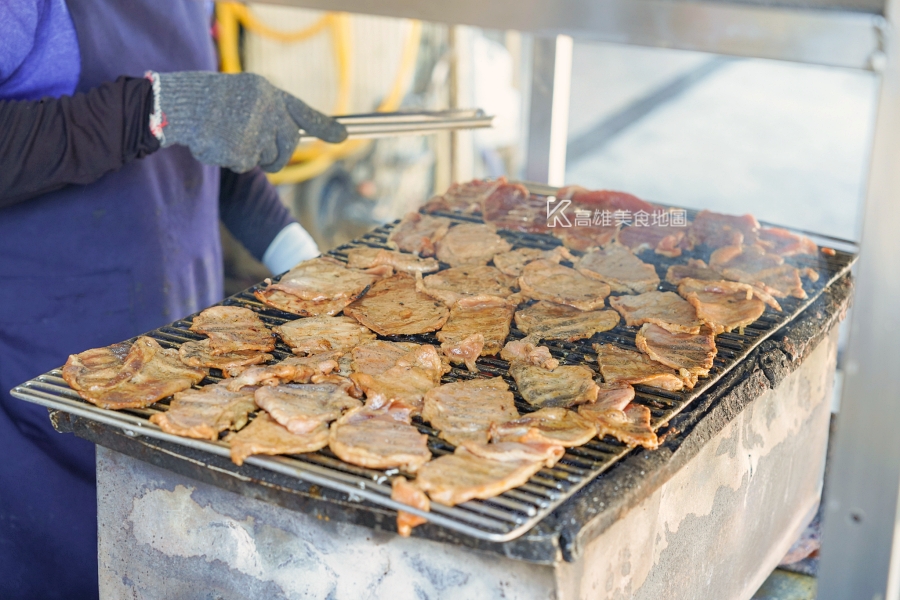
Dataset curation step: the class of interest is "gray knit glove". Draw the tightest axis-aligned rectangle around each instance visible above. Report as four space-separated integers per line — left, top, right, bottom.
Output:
150 71 347 173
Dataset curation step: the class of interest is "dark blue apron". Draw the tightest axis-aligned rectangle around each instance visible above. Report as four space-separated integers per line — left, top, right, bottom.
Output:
0 2 221 597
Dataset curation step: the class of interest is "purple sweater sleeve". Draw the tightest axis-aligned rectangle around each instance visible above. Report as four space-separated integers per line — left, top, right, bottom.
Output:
219 167 296 261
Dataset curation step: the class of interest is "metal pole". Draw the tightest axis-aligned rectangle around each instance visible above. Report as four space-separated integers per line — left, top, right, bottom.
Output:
524 34 573 186
818 11 900 600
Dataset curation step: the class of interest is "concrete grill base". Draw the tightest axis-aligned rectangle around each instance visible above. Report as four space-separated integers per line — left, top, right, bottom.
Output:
96 325 837 600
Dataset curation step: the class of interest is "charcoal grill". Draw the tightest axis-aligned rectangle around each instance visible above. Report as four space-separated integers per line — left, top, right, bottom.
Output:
10 187 856 544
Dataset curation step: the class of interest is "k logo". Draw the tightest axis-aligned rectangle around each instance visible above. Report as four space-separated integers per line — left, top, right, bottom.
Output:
546 197 572 228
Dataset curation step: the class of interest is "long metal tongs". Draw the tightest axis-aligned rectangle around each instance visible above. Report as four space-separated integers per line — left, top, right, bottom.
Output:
299 108 493 140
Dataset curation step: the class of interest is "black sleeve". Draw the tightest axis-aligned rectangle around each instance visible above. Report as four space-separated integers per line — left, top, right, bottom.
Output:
0 76 160 208
219 167 296 261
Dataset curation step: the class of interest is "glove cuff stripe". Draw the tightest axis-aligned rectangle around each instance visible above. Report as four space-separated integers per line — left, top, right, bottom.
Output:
144 71 167 144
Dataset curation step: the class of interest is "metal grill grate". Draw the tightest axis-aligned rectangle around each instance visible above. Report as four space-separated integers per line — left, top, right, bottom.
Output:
11 201 856 542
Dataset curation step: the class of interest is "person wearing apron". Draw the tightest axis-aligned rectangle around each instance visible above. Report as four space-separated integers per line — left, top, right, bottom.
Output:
0 1 344 597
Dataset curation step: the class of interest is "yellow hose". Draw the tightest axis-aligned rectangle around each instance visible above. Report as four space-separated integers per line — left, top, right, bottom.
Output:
214 3 422 184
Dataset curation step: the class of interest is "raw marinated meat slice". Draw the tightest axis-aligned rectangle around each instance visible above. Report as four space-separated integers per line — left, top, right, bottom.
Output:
229 413 329 466
510 362 600 408
328 406 432 471
492 246 574 277
254 257 380 316
518 259 610 311
345 246 440 274
189 306 275 354
665 259 721 286
344 273 450 336
575 244 660 294
440 333 484 372
149 381 256 441
419 265 517 306
594 343 686 391
350 340 421 377
224 356 324 391
757 227 818 256
617 224 686 258
350 345 448 415
254 383 362 434
552 225 619 252
688 210 760 248
514 301 619 342
500 340 559 370
274 315 376 356
677 278 768 334
579 403 658 449
482 182 549 233
178 339 272 377
62 337 206 410
436 295 516 357
415 447 545 506
459 441 565 467
387 212 451 257
490 407 597 447
391 476 430 537
557 186 658 214
592 382 636 411
608 291 702 334
635 324 716 381
435 223 512 267
421 377 519 446
421 178 504 214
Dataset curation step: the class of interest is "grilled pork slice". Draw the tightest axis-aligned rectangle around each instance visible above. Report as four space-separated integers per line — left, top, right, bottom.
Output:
229 413 329 466
149 381 256 440
254 257 380 317
419 265 517 306
688 210 760 248
224 356 329 391
440 333 484 372
553 224 621 252
436 295 516 357
635 323 716 386
500 339 559 370
421 377 519 446
510 362 600 408
178 339 272 377
514 301 619 342
518 260 610 311
608 291 703 334
757 227 817 256
665 259 721 286
677 278 768 334
711 245 807 299
594 343 685 392
189 306 275 355
328 407 432 471
350 340 421 377
254 383 362 434
710 243 783 271
415 447 546 506
492 246 574 277
274 315 376 356
460 441 565 467
345 246 440 274
481 182 549 233
344 273 450 335
491 407 596 447
387 212 452 257
350 344 448 415
575 244 660 294
421 178 504 215
63 337 206 410
435 223 512 267
579 402 658 449
592 382 636 411
392 476 430 537
617 224 686 258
